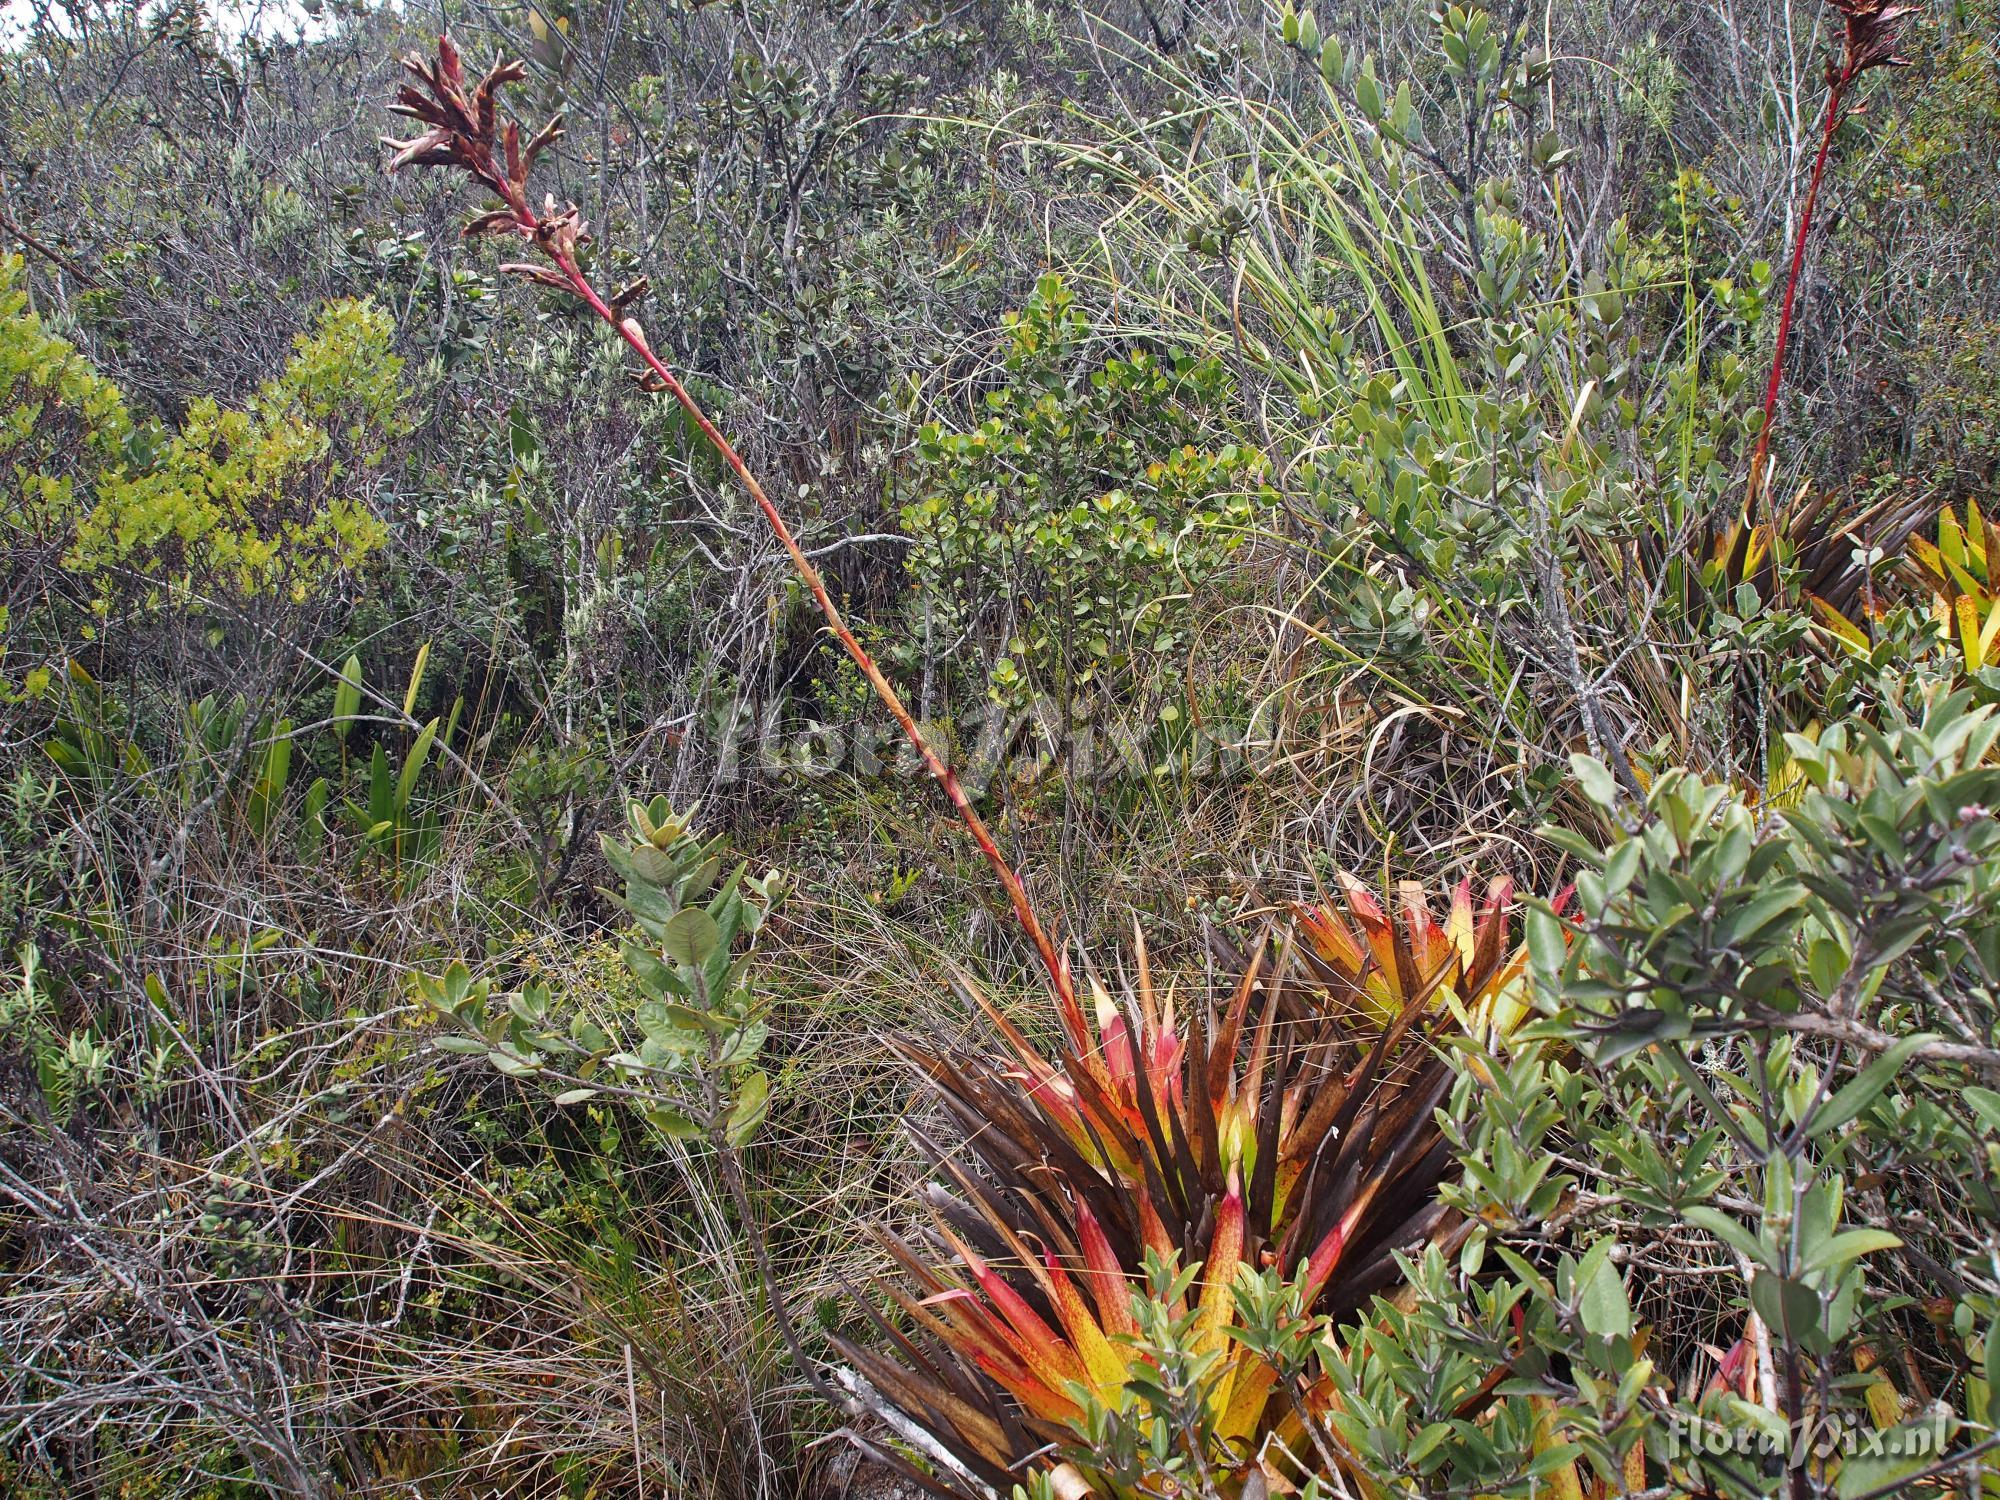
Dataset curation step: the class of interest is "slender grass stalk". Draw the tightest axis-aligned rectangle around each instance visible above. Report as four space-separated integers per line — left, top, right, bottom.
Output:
1041 75 1512 717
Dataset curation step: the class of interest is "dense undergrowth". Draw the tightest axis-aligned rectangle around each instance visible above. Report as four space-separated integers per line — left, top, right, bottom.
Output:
3 0 2000 1496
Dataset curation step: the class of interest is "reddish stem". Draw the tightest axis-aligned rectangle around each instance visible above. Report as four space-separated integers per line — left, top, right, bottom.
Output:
473 147 1085 1037
1746 69 1851 515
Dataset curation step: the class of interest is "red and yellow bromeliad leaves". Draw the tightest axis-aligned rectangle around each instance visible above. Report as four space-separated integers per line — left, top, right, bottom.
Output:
1296 872 1535 1034
842 880 1546 1497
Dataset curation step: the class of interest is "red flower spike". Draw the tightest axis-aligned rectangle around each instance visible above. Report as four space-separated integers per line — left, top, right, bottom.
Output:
1746 0 1923 511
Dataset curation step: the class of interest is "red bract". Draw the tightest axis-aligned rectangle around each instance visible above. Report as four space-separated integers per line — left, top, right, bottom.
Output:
1294 873 1532 1030
1830 0 1920 79
383 38 535 198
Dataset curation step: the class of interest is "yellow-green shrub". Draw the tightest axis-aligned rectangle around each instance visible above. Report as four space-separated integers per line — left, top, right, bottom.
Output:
0 256 405 607
0 255 132 527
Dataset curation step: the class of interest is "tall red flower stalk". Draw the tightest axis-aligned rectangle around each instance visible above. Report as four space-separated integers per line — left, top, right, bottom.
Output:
1746 0 1919 513
383 39 1084 1030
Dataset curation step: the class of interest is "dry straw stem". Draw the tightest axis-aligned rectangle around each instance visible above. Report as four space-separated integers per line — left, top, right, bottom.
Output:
383 36 1084 1034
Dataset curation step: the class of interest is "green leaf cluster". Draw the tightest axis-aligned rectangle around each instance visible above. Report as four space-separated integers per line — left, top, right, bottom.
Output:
419 797 785 1148
1 256 404 610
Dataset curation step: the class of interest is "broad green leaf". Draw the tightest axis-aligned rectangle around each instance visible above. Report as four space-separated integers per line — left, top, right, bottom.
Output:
301 776 329 854
716 1021 768 1066
663 908 721 966
1355 62 1382 121
1569 753 1620 809
1601 839 1642 898
622 940 688 1000
393 718 439 818
1749 1270 1822 1350
332 654 362 738
680 854 722 903
1525 905 1567 982
726 1068 771 1146
1683 1206 1769 1268
368 744 392 825
1717 885 1805 948
661 1002 730 1034
1965 1086 2000 1134
629 843 681 887
1806 938 1848 998
1577 1246 1633 1339
1801 1228 1901 1277
646 1106 702 1140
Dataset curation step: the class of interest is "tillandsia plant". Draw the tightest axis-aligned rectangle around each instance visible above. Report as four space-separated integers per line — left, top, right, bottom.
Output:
837 924 1541 1498
1905 498 2000 676
381 37 1080 1021
1745 0 1921 512
382 39 1581 1500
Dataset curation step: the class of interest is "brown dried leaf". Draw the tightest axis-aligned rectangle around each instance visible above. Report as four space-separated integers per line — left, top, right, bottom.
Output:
498 262 574 293
462 208 524 239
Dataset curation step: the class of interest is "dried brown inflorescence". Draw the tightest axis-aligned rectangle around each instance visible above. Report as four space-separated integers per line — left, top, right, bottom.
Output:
384 40 551 229
383 40 599 301
1829 0 1920 81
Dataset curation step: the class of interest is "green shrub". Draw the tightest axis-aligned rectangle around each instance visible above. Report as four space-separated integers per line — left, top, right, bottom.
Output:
900 273 1275 708
0 256 403 614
